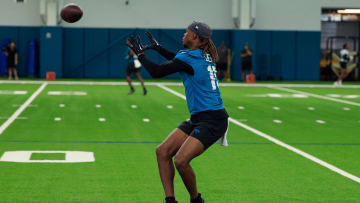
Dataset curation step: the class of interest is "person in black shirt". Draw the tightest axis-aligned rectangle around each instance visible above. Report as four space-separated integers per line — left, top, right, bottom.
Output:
216 42 228 80
240 43 252 81
2 41 19 80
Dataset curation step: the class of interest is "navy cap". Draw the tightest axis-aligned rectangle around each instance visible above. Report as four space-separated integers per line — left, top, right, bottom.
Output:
187 21 212 38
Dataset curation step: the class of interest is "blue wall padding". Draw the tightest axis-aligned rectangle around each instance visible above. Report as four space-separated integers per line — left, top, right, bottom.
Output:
231 30 256 81
0 38 11 76
26 40 39 76
255 31 272 80
18 27 40 77
0 26 322 80
295 31 321 80
40 27 63 78
271 31 296 80
63 28 84 78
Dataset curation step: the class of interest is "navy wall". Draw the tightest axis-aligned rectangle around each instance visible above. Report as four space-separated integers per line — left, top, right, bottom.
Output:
0 26 39 77
0 26 321 81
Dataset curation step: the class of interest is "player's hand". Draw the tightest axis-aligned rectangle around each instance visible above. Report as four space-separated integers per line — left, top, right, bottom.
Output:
144 31 161 51
127 36 145 56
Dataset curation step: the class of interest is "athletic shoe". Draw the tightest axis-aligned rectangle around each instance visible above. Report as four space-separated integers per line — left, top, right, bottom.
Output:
143 88 147 96
190 193 204 203
128 88 135 95
333 81 338 87
339 80 342 86
165 198 178 203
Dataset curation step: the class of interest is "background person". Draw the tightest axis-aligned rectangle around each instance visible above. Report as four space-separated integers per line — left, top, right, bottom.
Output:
2 41 19 80
334 43 351 86
240 43 252 81
125 42 147 95
216 41 228 80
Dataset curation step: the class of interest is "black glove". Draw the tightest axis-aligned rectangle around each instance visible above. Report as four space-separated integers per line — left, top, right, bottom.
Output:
144 31 161 51
127 35 145 56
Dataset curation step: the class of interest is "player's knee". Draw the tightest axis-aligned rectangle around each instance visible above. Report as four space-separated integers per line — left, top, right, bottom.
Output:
155 146 169 159
174 156 187 170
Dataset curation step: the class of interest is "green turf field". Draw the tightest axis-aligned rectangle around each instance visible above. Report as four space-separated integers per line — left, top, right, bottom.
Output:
0 81 359 202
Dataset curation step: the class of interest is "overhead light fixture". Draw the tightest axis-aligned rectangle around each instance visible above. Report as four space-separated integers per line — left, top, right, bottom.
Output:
337 9 360 14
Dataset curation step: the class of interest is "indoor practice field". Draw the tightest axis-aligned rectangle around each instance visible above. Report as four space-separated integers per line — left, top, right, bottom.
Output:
0 80 359 202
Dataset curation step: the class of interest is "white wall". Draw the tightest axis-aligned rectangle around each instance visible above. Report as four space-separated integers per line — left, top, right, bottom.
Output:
0 0 42 26
1 0 359 31
254 0 360 31
61 0 235 29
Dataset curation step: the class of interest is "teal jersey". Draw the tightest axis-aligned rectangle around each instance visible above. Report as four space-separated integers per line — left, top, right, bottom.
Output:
175 49 224 115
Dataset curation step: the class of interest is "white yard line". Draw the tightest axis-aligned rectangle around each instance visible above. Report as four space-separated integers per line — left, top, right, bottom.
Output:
0 83 47 135
0 80 360 88
158 84 360 184
269 86 360 107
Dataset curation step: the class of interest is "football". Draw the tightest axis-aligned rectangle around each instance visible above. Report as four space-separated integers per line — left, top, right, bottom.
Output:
60 3 83 23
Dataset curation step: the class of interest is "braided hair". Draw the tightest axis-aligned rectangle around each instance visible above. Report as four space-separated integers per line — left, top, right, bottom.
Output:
198 37 219 62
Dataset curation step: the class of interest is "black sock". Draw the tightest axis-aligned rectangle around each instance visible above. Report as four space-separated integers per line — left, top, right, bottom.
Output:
191 193 202 202
165 197 175 201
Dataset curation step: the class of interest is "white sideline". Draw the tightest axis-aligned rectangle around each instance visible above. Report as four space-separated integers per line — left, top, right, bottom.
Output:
0 80 360 88
269 86 360 107
0 83 47 135
157 84 360 184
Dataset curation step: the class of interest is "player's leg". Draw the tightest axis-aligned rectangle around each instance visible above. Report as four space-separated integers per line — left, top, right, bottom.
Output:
135 71 147 95
174 136 205 200
8 68 13 80
13 68 19 80
156 128 189 199
125 67 135 94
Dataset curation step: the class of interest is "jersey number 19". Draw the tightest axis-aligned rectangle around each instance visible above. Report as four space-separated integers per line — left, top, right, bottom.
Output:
207 65 219 90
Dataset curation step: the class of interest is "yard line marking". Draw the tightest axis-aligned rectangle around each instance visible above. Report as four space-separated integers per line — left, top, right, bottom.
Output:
273 120 282 124
343 107 351 111
167 105 174 109
273 106 280 110
131 105 137 109
0 90 27 95
48 91 87 96
95 104 101 108
54 117 61 121
143 118 150 122
308 107 315 111
59 104 65 108
237 106 245 110
1 80 360 88
269 86 360 107
98 118 106 122
316 120 326 124
0 117 28 120
158 84 360 184
13 104 37 107
0 83 47 135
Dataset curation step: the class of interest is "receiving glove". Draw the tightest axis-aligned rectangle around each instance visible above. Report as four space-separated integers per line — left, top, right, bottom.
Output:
127 36 145 56
144 31 161 51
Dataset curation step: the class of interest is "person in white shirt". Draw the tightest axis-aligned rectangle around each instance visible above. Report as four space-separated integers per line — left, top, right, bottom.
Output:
334 43 351 86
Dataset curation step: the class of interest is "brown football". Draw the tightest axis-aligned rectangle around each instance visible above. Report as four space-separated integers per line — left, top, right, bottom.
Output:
60 3 83 23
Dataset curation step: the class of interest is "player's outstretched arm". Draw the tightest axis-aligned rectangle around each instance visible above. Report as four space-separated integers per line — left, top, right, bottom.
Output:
127 36 193 78
144 31 176 60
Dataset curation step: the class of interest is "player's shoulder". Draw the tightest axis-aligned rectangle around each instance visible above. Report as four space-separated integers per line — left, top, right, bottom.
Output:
175 49 203 62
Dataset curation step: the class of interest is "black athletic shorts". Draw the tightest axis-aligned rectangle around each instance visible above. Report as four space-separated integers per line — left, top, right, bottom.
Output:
216 63 227 71
242 61 252 71
126 63 140 75
340 62 347 69
178 109 229 150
